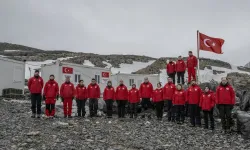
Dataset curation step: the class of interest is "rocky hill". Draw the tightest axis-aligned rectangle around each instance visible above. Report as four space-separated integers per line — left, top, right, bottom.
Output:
0 42 236 73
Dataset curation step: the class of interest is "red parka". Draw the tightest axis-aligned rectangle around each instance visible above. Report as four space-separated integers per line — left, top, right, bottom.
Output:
186 55 198 68
139 82 153 98
167 62 176 74
116 85 128 100
199 91 215 111
43 80 59 98
60 82 75 98
75 84 88 100
128 88 140 103
176 60 186 72
152 88 163 102
103 86 115 100
186 84 202 104
173 90 186 105
87 83 100 99
28 76 44 94
216 84 235 105
163 83 176 100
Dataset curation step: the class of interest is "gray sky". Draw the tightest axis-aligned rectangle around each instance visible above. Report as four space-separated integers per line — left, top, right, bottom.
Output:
0 0 250 66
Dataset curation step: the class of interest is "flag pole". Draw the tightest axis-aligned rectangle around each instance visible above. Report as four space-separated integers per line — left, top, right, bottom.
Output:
197 30 200 83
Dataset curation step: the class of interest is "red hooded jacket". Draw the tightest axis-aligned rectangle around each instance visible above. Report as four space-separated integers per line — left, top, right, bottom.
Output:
103 86 115 100
75 84 88 100
163 83 176 100
186 55 198 68
167 62 176 74
128 88 140 103
173 90 186 105
87 83 100 99
216 84 235 105
152 88 163 102
139 82 153 98
115 85 128 100
43 80 59 98
28 76 44 94
186 84 202 104
199 91 215 111
60 82 75 98
176 60 186 72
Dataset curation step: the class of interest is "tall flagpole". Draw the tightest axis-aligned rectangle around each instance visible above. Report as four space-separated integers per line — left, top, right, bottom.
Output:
197 30 200 83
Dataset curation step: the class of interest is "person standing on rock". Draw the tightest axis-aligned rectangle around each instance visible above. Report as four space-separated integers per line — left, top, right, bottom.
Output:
172 84 186 124
166 58 176 84
103 81 115 118
186 51 198 83
216 77 235 133
152 82 164 120
115 79 128 118
199 86 215 130
163 77 176 121
139 77 153 118
87 78 100 117
128 84 140 118
176 56 186 84
28 70 44 118
186 80 202 127
75 80 88 117
60 76 75 118
43 75 59 118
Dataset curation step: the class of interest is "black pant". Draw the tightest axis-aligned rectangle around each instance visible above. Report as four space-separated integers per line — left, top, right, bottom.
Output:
141 98 152 111
174 105 185 122
165 100 174 121
189 104 201 126
155 101 164 119
117 100 127 118
177 71 185 84
89 98 98 117
31 94 42 114
184 103 189 117
203 108 214 129
76 99 86 117
218 104 233 130
168 73 176 84
105 99 114 117
130 103 138 118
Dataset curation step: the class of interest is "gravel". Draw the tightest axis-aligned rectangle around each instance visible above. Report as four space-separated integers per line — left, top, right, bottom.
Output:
1 99 250 150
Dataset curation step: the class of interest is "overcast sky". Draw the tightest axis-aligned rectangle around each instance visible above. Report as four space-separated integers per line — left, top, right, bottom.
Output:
0 0 250 65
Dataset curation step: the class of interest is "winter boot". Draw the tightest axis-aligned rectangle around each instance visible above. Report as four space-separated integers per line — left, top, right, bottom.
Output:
37 114 41 118
31 114 36 118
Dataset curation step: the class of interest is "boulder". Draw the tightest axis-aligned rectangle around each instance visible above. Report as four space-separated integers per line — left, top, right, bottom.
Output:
237 111 250 139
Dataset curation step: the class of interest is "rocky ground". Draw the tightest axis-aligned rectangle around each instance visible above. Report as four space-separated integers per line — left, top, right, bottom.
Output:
1 99 250 150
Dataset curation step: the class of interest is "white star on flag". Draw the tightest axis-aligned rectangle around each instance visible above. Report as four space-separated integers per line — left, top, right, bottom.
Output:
212 43 216 46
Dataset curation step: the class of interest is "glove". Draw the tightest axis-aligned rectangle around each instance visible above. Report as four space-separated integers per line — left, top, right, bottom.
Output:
72 97 75 101
42 95 46 101
61 97 64 102
56 95 59 100
230 105 234 110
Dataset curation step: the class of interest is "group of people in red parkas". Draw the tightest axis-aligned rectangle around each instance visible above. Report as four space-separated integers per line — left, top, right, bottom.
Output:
28 55 235 133
166 51 197 85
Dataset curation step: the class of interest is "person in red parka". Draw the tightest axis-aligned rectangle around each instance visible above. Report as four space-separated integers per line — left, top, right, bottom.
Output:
152 82 164 120
176 56 186 84
186 51 198 83
128 84 140 118
116 79 128 118
87 78 100 117
172 84 186 124
167 58 176 84
28 70 44 118
103 81 115 118
43 75 59 118
60 76 75 118
200 86 215 130
139 77 153 118
75 80 88 117
163 77 176 121
186 80 202 127
216 77 235 132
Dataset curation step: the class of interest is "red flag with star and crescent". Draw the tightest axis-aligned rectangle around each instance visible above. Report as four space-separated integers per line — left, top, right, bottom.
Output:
62 67 73 74
199 32 225 54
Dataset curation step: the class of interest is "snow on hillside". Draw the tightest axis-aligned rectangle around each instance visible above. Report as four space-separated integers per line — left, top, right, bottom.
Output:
83 60 95 67
4 50 20 52
0 55 7 57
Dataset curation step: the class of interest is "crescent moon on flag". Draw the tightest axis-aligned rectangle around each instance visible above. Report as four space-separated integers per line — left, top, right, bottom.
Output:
204 39 211 47
64 68 68 73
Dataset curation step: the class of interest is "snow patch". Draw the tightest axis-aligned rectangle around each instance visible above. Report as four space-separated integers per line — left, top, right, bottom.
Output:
0 55 7 57
83 60 95 67
102 61 112 69
4 50 20 52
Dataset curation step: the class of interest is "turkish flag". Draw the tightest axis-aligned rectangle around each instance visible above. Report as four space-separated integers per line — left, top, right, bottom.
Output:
102 72 110 78
62 67 73 74
199 32 225 54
